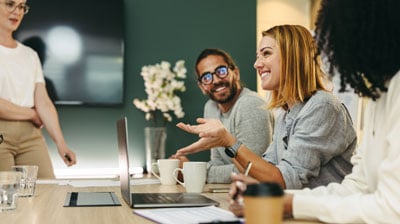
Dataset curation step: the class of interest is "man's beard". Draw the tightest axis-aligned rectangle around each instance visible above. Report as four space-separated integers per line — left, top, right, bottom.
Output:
207 82 238 104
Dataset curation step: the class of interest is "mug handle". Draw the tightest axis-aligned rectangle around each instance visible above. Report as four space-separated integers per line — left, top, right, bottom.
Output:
151 162 161 180
173 168 184 186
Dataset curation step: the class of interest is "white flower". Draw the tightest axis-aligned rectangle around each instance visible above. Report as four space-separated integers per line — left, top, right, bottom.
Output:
133 60 187 126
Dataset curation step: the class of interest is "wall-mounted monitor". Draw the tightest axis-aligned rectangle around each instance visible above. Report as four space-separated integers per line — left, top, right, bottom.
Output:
16 0 124 106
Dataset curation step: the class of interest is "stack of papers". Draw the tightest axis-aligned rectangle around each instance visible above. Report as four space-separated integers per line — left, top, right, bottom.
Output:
134 206 242 224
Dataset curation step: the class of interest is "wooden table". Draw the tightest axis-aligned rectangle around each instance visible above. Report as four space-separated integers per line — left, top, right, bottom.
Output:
0 179 320 224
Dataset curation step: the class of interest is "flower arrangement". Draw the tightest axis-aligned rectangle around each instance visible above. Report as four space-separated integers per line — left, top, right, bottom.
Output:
133 60 187 127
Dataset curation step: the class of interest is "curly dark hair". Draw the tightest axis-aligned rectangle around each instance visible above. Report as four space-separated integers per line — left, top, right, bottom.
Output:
315 0 400 100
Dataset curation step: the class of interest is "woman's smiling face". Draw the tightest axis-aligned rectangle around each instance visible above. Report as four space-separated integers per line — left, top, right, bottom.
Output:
254 35 281 91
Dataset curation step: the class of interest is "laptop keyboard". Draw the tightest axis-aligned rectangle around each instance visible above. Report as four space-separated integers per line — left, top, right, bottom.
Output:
142 193 177 203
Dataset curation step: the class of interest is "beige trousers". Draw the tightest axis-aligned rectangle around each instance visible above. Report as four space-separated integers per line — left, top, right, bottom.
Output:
0 120 55 179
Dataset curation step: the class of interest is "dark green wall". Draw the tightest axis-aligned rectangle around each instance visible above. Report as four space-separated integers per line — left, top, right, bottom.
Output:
46 0 257 172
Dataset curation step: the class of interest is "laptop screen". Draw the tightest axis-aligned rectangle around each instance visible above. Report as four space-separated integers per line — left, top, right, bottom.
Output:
116 117 131 205
116 117 220 209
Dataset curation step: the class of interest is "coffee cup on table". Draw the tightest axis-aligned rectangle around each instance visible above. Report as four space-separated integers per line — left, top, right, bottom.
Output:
151 159 180 185
173 161 207 193
243 182 284 224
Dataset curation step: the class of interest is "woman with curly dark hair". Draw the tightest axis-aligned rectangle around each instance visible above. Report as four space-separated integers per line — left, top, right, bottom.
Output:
278 0 400 222
225 0 400 223
315 0 400 100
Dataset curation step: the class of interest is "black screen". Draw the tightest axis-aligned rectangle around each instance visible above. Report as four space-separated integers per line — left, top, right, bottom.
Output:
16 0 124 106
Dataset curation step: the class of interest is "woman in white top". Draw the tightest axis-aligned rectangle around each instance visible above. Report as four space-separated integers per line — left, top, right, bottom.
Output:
0 0 76 178
229 0 400 223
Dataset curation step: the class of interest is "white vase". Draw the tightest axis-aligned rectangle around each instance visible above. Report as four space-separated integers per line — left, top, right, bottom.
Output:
144 127 167 173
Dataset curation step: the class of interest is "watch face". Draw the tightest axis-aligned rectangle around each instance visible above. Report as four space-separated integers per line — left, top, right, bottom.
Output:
225 148 235 158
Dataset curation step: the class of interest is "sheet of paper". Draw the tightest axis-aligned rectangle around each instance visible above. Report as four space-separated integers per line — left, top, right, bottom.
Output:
131 178 160 185
134 206 242 224
36 179 69 185
68 180 120 187
37 178 160 187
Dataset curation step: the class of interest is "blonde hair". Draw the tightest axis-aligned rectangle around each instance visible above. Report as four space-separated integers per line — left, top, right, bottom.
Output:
262 25 327 110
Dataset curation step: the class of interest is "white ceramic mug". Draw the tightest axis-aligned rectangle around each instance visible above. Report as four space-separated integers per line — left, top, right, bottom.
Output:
151 159 180 185
173 162 207 193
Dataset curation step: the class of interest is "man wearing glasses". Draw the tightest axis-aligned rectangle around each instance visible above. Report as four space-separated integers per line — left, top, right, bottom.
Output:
173 48 274 183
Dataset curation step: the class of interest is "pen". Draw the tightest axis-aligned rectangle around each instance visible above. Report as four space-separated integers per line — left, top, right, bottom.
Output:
232 161 252 200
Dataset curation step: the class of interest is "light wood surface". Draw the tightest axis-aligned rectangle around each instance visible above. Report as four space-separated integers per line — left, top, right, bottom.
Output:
0 178 320 224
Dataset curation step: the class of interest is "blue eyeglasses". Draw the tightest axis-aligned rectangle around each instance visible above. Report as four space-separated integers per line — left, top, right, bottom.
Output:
198 65 230 85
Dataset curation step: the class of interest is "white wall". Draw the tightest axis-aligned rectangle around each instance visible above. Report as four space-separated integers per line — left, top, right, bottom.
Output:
256 0 311 97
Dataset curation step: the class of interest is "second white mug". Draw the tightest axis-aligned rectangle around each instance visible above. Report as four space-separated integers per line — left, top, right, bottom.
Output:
173 161 207 193
151 159 180 185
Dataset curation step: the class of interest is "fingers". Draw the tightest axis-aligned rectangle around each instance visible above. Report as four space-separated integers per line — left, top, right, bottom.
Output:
232 180 246 199
177 119 223 139
63 152 76 166
196 118 207 124
231 172 246 182
170 154 189 163
179 155 189 162
33 123 44 129
229 175 247 201
229 200 244 218
177 122 201 135
177 118 214 133
176 119 221 156
228 177 245 217
175 140 205 156
229 180 238 199
32 118 43 128
176 122 191 131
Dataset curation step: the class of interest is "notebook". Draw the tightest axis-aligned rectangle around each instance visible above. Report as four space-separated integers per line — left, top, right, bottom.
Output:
63 192 121 207
116 117 219 208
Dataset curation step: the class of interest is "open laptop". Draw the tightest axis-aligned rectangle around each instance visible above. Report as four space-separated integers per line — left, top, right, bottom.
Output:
116 117 219 208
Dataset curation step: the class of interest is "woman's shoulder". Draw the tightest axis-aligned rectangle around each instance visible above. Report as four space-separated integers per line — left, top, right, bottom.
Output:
308 90 341 106
297 90 343 116
17 42 39 58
